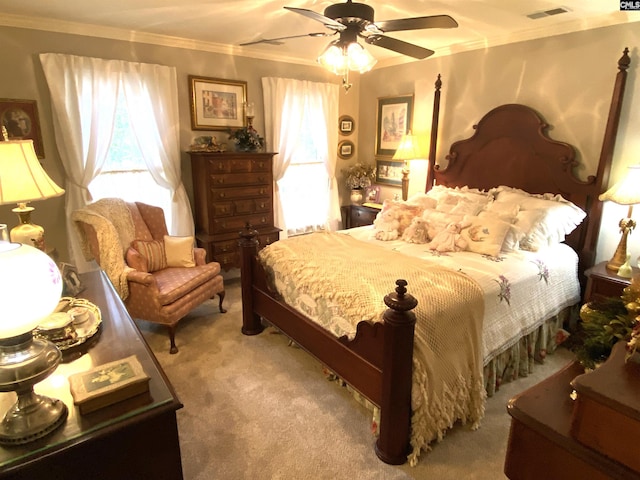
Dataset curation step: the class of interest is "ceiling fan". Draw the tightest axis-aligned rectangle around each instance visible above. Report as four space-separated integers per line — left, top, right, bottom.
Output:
241 0 458 61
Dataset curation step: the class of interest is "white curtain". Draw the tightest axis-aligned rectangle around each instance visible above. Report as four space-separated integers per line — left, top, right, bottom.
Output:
40 53 193 270
262 77 340 238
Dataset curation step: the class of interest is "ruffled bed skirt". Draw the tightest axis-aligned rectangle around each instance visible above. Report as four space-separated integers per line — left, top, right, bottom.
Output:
483 305 574 397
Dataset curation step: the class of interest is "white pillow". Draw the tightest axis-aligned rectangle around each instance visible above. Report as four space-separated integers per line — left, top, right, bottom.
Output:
406 193 437 210
494 186 586 251
164 235 196 267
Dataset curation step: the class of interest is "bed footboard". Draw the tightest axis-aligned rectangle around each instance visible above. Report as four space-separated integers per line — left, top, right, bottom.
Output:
239 225 418 465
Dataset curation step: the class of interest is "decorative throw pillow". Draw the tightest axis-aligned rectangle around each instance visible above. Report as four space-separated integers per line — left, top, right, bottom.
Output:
164 235 196 267
130 239 167 272
377 200 424 235
460 216 512 257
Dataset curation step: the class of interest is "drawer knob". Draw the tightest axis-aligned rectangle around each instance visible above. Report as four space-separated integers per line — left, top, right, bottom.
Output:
219 193 225 198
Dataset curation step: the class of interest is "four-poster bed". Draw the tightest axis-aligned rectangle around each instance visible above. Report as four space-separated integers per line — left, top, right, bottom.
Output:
238 48 631 465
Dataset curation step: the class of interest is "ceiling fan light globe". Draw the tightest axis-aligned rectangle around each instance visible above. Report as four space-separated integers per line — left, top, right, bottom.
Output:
346 42 377 73
317 43 348 75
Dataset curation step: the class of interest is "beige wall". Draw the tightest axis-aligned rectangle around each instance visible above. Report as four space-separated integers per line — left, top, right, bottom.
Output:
0 25 348 262
1 21 639 266
358 22 640 264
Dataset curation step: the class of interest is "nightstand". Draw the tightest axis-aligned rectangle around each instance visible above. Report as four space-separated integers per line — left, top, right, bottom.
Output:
584 261 638 303
341 204 381 229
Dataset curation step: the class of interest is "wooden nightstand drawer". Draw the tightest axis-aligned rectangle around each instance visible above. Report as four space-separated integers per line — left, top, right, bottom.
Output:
341 204 381 229
584 261 638 303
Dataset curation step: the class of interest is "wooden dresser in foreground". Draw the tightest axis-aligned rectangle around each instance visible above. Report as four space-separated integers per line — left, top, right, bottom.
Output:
188 151 280 270
504 341 640 480
0 270 183 479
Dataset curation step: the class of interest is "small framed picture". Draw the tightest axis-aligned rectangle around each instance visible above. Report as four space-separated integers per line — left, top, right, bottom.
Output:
59 262 85 297
339 115 354 136
375 159 404 186
365 185 380 203
0 98 45 158
338 140 355 159
188 75 247 131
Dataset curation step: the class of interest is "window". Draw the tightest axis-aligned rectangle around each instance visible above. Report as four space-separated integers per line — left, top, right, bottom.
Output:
88 92 172 222
277 95 334 236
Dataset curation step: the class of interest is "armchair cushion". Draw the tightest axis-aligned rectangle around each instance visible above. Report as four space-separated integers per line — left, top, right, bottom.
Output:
131 239 167 272
149 263 222 306
164 235 196 268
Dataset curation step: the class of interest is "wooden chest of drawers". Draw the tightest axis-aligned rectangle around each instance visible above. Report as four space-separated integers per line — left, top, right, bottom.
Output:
189 151 280 270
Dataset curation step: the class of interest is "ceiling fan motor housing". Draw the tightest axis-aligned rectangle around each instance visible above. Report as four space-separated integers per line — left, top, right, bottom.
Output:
324 1 374 24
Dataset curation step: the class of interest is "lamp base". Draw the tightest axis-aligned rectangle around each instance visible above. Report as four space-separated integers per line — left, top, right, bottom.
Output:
0 334 67 444
606 217 635 273
10 204 45 251
0 391 68 445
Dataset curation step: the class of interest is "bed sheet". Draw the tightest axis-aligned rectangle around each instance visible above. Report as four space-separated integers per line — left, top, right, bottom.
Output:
343 225 580 365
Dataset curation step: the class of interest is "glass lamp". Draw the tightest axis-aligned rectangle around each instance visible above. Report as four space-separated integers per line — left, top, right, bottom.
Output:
0 140 65 250
392 132 429 201
599 163 640 273
0 242 67 444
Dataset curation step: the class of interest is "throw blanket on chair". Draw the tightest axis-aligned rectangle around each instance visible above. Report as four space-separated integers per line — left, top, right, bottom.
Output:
258 232 486 465
72 198 136 299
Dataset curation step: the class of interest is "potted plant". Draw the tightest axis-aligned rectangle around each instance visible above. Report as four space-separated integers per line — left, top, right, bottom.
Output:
343 163 376 204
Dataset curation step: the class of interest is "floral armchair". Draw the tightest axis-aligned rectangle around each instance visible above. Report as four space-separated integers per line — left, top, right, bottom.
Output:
72 198 225 353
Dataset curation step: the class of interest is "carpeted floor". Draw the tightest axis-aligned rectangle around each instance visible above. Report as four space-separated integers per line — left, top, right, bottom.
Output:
138 277 576 480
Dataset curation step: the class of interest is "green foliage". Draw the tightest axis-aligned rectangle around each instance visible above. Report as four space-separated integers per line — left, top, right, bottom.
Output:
574 296 634 369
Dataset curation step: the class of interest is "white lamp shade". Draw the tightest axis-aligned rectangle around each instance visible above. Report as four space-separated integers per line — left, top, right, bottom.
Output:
599 164 640 205
0 140 64 205
0 243 62 338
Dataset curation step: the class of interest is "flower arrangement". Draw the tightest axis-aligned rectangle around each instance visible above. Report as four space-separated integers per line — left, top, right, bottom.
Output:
228 126 264 152
343 162 376 189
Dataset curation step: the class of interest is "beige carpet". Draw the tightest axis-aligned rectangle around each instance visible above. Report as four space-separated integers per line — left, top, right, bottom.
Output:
138 277 575 480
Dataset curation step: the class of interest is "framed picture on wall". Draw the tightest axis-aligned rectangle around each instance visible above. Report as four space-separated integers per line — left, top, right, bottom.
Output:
375 94 413 157
0 98 45 158
189 75 247 130
375 159 404 186
339 115 354 135
338 140 355 159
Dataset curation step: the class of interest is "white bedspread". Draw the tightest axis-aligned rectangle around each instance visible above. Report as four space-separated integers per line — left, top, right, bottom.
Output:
345 226 581 365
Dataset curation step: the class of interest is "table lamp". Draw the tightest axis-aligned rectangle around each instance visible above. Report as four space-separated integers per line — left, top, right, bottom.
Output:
392 132 429 201
599 163 640 273
0 241 67 444
0 140 65 250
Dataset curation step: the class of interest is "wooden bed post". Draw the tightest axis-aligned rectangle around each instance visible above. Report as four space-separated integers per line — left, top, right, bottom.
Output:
581 47 631 271
375 279 418 465
239 224 264 335
425 74 442 191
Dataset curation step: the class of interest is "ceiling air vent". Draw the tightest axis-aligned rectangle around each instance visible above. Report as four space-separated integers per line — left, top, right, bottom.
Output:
526 6 570 20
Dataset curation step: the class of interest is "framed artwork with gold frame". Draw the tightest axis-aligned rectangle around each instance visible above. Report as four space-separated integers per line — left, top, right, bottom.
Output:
375 94 413 158
189 75 247 131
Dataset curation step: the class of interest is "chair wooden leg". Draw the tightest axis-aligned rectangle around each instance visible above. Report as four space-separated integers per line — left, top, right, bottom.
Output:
167 325 178 354
217 290 227 313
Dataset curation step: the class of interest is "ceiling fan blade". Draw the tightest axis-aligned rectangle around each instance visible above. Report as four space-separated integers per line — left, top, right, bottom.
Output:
283 6 346 31
240 32 332 46
372 15 458 33
365 35 434 59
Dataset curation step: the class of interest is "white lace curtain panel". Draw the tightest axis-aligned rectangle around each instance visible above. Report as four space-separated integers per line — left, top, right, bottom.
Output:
261 77 341 238
39 53 193 270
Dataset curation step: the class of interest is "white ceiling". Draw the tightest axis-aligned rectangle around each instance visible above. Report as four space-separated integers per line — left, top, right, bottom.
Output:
0 1 635 68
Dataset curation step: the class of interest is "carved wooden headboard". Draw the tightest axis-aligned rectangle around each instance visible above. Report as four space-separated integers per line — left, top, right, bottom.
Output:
425 48 631 284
